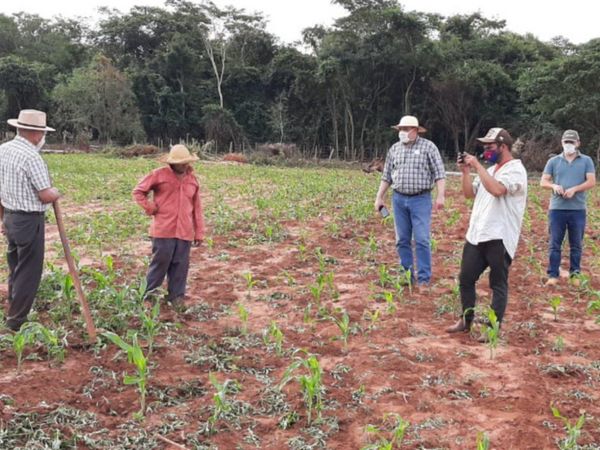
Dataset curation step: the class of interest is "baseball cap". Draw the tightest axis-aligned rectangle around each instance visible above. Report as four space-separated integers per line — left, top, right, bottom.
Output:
476 127 513 146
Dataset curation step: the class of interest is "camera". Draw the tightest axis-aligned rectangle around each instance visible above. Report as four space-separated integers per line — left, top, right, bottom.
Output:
457 151 466 163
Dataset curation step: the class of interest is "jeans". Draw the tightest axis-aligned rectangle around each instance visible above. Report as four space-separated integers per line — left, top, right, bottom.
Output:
459 240 512 324
392 190 432 284
146 238 191 301
547 209 586 278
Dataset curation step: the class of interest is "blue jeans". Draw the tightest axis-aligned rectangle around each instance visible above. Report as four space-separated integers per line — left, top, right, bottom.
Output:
392 190 432 284
547 209 586 278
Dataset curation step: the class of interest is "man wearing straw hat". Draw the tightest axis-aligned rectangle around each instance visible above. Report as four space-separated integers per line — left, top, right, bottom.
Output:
133 144 205 306
374 115 446 288
0 109 61 331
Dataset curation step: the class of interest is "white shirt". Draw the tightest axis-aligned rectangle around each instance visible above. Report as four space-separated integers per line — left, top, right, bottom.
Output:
466 159 527 259
0 136 52 212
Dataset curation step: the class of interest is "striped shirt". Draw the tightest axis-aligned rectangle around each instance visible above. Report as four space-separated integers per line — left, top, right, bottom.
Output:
0 136 52 212
381 137 446 194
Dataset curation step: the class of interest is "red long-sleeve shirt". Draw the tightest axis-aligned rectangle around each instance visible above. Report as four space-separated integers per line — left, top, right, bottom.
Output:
133 166 205 241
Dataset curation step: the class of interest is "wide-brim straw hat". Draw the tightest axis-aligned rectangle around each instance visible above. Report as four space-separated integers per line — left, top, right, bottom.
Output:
7 109 55 132
390 115 427 133
159 144 199 164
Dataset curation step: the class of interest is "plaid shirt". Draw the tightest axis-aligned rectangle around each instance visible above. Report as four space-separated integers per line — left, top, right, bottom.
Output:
0 136 52 212
381 137 446 194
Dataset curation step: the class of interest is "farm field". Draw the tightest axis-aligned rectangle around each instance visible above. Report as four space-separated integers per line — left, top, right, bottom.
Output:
1 154 600 449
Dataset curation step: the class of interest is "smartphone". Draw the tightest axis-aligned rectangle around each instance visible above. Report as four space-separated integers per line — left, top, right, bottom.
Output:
379 205 390 218
457 151 466 163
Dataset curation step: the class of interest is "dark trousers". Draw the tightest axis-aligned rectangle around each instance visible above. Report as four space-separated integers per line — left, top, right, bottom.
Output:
459 240 512 325
3 212 45 331
146 238 191 301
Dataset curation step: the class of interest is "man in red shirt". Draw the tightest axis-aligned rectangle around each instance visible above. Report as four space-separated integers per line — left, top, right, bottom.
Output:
133 145 205 306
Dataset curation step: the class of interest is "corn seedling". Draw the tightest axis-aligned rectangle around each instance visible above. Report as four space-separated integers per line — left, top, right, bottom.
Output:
103 331 149 418
237 302 249 335
551 404 586 450
315 247 327 274
139 296 161 357
280 352 324 425
383 291 396 314
330 310 351 349
364 309 381 331
325 271 340 301
207 372 240 434
378 264 392 288
309 274 326 307
587 298 600 323
362 413 410 450
552 335 565 353
263 321 284 355
476 432 490 450
1 322 63 373
549 295 562 321
243 272 257 299
484 308 500 359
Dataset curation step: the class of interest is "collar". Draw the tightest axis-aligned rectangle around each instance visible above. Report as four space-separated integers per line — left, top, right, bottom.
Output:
14 135 39 152
493 156 515 174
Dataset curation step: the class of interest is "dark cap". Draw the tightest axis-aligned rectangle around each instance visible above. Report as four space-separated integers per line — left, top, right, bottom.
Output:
476 127 513 146
562 129 579 141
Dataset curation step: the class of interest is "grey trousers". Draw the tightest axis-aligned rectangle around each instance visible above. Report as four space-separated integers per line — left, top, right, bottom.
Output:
3 212 45 331
146 238 191 301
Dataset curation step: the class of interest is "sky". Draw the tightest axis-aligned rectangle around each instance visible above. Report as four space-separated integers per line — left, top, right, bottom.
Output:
1 0 599 45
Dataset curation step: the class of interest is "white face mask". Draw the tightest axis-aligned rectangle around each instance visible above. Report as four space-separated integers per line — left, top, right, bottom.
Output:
562 143 576 155
398 131 411 144
35 136 46 150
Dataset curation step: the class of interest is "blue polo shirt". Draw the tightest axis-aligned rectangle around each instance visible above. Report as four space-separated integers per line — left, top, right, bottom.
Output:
543 152 595 210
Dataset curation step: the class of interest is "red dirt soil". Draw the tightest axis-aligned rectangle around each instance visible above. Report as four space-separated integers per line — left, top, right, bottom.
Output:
1 178 600 449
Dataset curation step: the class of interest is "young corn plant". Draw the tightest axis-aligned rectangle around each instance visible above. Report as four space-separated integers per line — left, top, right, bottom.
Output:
378 264 392 288
362 413 410 450
139 298 161 357
237 302 249 335
383 291 396 314
280 353 324 425
476 431 490 450
364 309 381 332
330 310 351 349
587 297 600 323
1 322 63 373
263 321 284 356
207 372 240 434
484 308 501 359
549 295 562 321
551 404 586 450
103 331 149 419
309 274 326 308
242 272 257 299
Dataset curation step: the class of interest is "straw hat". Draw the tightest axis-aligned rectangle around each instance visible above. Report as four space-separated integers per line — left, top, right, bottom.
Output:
7 109 55 132
160 144 199 164
390 115 427 133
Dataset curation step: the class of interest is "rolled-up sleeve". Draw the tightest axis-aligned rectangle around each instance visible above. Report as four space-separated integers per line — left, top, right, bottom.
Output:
497 165 526 195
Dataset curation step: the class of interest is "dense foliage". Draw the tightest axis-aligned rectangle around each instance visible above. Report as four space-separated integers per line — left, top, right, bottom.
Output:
1 0 599 160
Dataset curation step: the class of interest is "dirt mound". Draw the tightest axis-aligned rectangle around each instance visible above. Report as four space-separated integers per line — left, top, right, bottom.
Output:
222 152 248 163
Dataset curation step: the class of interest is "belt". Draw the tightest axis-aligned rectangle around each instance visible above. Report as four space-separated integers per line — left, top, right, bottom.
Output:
395 189 431 197
3 209 45 216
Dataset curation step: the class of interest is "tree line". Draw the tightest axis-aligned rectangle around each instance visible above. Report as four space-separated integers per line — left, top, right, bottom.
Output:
1 0 599 163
